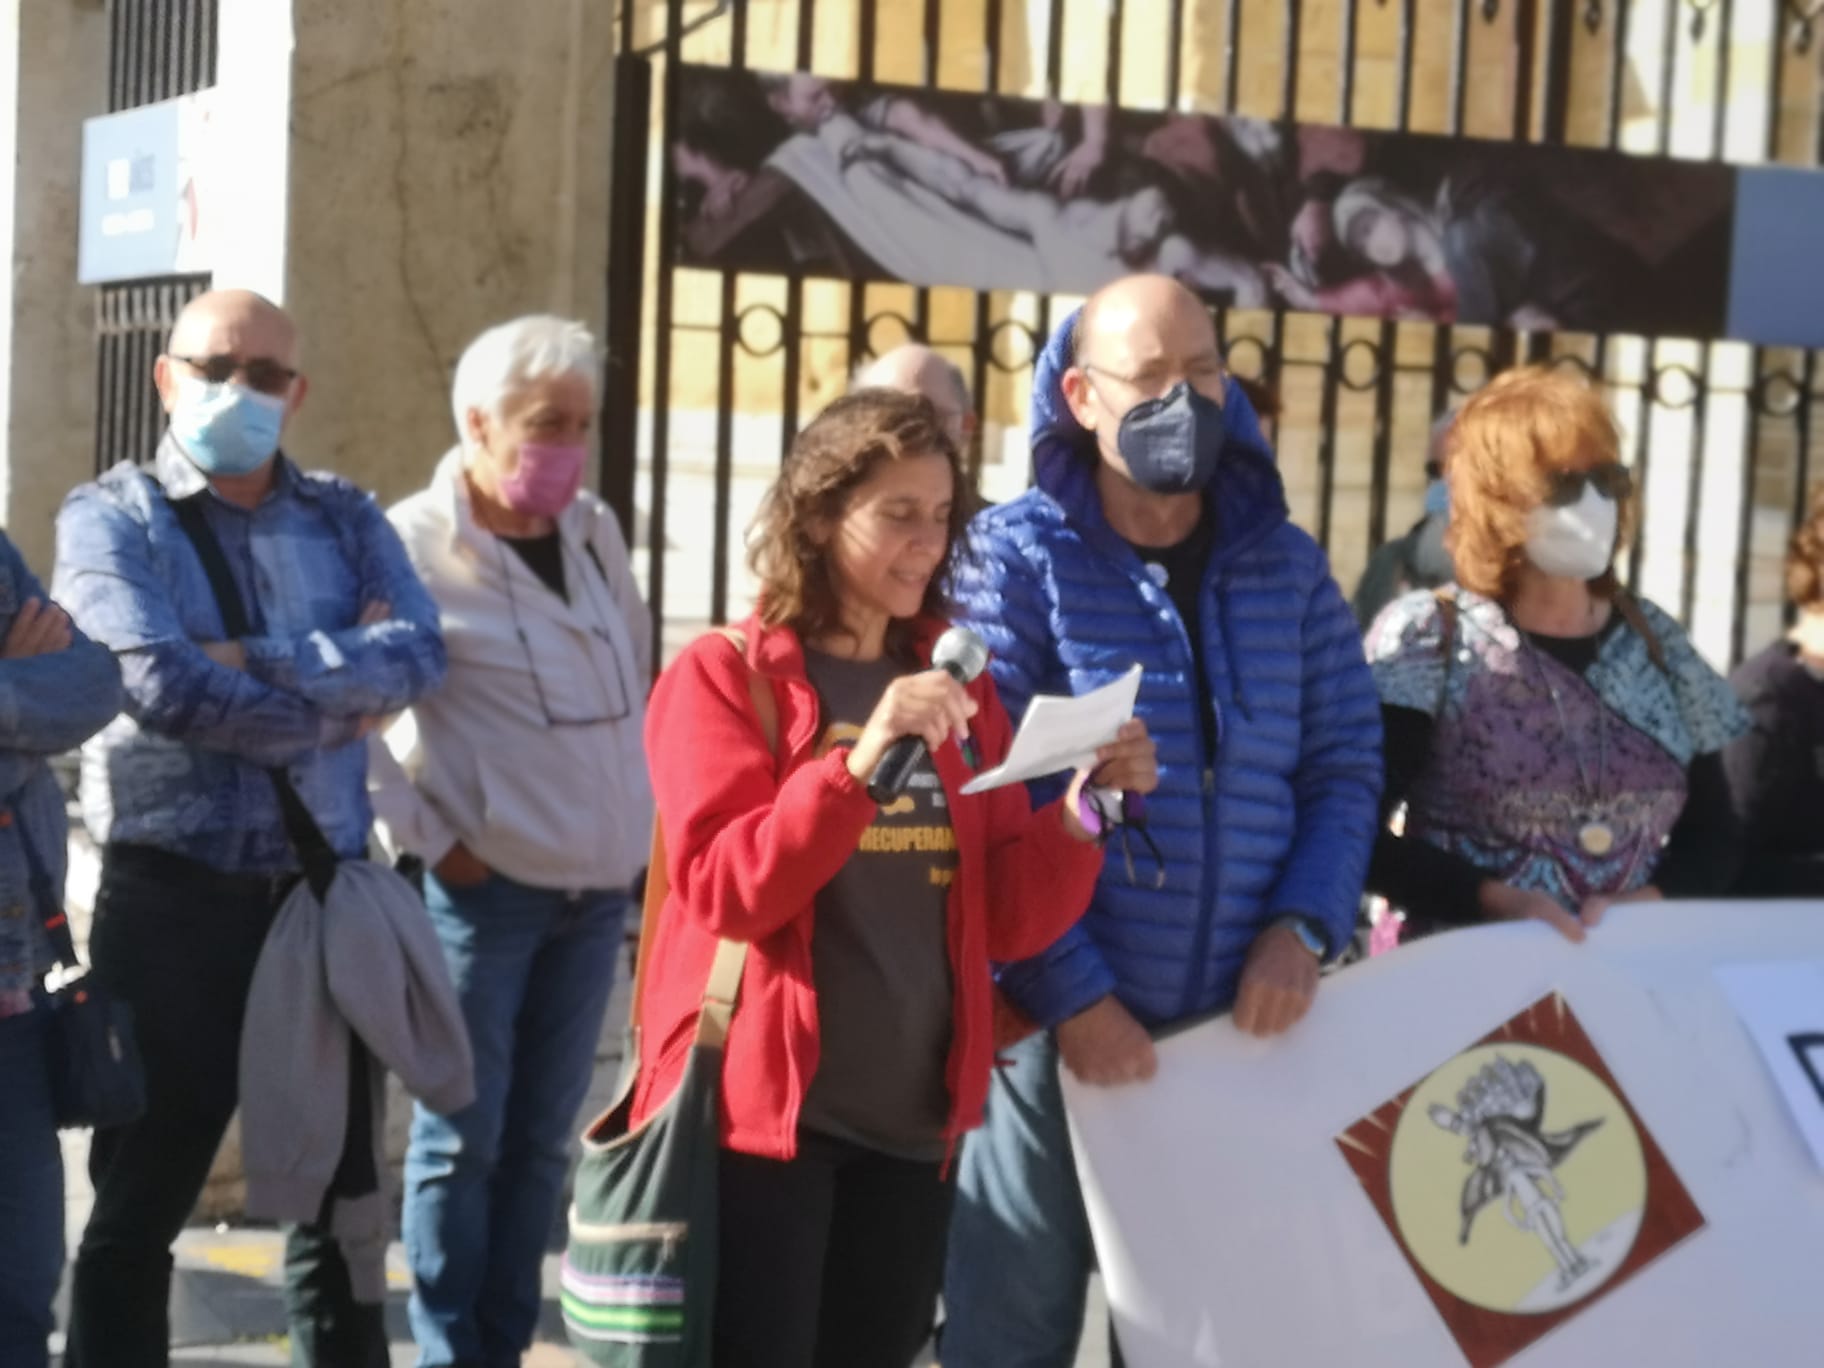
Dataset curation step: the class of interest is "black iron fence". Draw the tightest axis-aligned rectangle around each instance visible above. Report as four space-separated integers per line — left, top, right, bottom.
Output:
94 0 217 473
95 277 210 475
607 0 1824 671
107 0 216 113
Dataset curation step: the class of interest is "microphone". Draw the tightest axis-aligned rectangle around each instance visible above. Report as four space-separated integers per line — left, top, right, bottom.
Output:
866 626 991 804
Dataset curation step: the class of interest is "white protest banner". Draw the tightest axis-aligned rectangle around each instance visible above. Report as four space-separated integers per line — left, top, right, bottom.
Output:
1715 960 1824 1172
1064 903 1824 1368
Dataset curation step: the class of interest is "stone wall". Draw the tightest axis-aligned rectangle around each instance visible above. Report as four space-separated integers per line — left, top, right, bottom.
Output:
0 0 108 574
275 0 616 508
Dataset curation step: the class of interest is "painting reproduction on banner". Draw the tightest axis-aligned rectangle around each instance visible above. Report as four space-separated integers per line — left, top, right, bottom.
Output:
672 65 1738 340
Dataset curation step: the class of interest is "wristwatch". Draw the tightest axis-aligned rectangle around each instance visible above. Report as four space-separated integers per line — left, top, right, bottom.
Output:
1270 913 1330 962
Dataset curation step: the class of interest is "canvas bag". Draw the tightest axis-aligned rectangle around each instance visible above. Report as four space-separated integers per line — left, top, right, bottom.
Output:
562 631 774 1365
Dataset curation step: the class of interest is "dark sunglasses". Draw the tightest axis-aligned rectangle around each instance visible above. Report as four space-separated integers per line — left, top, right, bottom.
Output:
1545 463 1632 508
170 352 298 396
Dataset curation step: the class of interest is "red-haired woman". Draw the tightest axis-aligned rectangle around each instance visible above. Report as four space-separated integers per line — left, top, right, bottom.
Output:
1364 366 1746 943
636 388 1156 1367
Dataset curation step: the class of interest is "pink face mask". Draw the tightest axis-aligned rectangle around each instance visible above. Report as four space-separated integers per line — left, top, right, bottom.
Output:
496 442 586 517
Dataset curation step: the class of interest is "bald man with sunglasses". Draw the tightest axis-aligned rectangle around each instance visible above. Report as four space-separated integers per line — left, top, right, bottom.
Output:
52 288 447 1367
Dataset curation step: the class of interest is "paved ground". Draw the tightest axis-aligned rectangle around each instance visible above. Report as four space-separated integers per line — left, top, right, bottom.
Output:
51 1219 1109 1365
54 1132 1110 1366
51 1222 572 1365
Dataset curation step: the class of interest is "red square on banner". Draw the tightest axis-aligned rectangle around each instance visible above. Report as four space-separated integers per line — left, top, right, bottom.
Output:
1335 993 1704 1368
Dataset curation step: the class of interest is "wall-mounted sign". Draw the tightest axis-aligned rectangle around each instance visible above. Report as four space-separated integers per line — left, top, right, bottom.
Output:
673 64 1824 348
78 89 215 285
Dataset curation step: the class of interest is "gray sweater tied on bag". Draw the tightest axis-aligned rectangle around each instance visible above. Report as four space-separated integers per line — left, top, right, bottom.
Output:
239 859 475 1301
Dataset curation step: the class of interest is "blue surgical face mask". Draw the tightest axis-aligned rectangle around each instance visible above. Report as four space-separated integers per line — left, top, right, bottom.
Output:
1107 381 1228 494
1424 477 1450 519
169 375 287 476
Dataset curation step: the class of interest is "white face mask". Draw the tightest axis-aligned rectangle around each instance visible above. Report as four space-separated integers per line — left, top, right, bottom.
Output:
1787 610 1824 676
1524 482 1617 581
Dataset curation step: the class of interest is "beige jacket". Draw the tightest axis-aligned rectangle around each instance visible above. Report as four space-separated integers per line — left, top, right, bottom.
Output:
367 448 653 892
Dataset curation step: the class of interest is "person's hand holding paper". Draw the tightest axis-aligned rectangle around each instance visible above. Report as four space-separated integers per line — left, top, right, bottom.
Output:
962 664 1146 795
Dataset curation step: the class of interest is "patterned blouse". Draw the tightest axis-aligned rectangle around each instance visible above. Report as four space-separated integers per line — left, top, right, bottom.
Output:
1366 588 1748 919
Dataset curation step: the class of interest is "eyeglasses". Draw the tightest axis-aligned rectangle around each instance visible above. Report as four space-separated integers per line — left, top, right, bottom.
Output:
1082 788 1166 889
170 353 299 396
496 540 634 728
1545 463 1633 508
1081 359 1228 407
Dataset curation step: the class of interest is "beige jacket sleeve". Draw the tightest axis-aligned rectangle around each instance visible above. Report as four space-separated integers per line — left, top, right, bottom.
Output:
366 708 462 867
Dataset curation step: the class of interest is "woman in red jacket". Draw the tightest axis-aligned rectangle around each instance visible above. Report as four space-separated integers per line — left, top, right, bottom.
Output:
635 388 1155 1367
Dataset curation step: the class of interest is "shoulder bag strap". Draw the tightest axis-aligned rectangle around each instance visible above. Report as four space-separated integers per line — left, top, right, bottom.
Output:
629 628 776 1049
166 493 339 899
1432 587 1459 718
11 808 79 970
1609 586 1670 676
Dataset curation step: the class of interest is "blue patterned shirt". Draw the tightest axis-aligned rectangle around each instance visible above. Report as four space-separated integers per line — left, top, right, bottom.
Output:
0 531 123 1013
52 437 447 873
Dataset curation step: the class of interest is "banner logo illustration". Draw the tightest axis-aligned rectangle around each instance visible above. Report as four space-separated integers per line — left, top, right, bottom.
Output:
1337 993 1704 1368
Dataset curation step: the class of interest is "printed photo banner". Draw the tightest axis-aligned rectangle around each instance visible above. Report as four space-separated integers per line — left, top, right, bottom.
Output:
671 65 1824 348
1062 902 1824 1368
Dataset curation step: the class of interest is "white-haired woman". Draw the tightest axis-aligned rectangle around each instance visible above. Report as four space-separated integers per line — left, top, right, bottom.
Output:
368 315 652 1367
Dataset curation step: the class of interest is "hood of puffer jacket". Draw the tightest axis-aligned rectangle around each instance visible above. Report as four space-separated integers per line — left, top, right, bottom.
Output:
1027 307 1288 562
1025 307 1293 719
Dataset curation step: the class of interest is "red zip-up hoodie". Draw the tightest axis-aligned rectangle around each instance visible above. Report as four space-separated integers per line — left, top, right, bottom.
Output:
631 612 1104 1161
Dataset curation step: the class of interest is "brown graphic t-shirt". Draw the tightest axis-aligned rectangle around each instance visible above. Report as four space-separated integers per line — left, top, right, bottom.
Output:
798 648 958 1161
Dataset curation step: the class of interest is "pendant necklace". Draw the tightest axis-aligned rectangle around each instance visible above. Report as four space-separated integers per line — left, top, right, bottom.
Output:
1524 636 1614 857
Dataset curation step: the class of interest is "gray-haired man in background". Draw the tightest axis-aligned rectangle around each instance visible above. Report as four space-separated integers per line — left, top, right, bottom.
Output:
853 343 978 455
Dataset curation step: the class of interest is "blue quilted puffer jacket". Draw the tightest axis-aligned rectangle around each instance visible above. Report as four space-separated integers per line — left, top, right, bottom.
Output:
954 314 1383 1030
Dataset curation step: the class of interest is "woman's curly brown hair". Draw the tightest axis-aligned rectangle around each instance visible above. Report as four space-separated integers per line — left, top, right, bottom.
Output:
1785 483 1824 609
1444 366 1637 602
748 388 967 655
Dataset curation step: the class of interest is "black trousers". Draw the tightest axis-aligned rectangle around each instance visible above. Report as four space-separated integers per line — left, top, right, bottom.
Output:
65 844 386 1368
713 1130 954 1368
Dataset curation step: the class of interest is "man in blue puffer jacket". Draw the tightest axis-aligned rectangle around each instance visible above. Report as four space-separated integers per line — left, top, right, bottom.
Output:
941 274 1381 1365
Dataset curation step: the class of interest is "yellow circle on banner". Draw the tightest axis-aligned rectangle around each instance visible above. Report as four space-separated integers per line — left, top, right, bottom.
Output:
1388 1043 1647 1316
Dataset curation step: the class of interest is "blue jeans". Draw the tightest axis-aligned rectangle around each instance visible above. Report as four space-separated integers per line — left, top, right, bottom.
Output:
0 999 63 1368
404 871 626 1368
940 1032 1096 1368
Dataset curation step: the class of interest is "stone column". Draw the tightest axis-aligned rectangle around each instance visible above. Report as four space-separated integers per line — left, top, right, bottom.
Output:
272 0 616 504
193 0 621 1216
0 0 109 574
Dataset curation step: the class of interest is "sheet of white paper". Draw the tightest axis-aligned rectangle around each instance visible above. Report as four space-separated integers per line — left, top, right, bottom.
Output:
960 664 1143 795
1715 959 1824 1172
